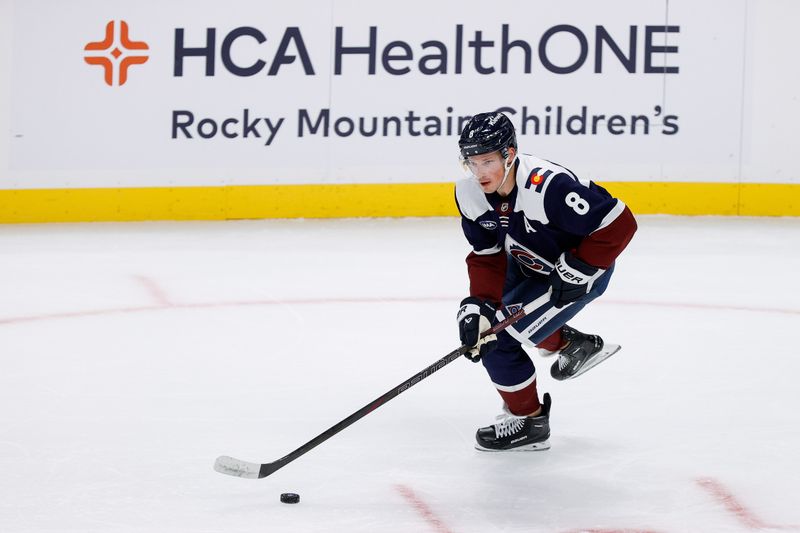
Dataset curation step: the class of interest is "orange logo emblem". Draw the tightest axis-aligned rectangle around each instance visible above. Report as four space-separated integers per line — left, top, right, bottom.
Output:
84 21 149 86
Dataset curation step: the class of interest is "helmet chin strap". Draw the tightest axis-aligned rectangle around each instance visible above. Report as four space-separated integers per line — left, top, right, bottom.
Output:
496 154 518 193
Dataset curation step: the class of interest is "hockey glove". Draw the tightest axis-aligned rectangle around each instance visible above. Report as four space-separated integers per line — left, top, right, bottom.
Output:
549 252 605 308
457 297 498 363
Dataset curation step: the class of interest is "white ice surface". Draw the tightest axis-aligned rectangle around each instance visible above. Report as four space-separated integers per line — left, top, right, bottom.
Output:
1 216 799 533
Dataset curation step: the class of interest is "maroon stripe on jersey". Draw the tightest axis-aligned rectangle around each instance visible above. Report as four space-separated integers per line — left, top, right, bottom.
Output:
575 205 637 268
466 251 506 306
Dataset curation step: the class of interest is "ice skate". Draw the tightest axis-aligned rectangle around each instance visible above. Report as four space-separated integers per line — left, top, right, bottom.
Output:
549 325 621 381
475 393 551 452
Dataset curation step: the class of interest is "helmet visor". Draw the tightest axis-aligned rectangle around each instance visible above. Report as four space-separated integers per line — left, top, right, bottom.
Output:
459 152 504 180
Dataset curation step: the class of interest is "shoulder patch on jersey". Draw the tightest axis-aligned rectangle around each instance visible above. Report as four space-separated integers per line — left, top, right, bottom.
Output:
524 168 554 192
479 220 498 230
513 155 553 224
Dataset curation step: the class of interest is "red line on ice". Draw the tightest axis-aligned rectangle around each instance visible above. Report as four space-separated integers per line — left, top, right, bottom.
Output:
132 274 172 306
0 295 797 327
0 305 167 325
394 484 455 533
0 296 451 325
696 477 800 530
566 528 658 533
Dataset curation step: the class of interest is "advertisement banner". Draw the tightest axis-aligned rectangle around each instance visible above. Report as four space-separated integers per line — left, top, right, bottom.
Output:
7 0 745 190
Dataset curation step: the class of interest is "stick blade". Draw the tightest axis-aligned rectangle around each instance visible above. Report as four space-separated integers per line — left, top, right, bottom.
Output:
214 455 262 479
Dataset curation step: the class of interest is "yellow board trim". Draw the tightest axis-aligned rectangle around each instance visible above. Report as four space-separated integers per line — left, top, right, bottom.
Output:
0 182 798 223
601 182 800 216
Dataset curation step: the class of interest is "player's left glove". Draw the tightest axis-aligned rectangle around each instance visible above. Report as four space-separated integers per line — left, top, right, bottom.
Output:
549 252 605 308
457 297 498 363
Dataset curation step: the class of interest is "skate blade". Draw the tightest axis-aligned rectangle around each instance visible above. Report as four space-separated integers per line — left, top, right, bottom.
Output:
556 344 621 381
474 439 551 452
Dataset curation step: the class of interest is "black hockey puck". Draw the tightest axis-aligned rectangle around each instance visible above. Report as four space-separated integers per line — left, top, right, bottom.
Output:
280 493 300 504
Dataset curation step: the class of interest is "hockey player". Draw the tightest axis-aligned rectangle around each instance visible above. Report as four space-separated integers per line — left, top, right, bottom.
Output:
455 111 637 452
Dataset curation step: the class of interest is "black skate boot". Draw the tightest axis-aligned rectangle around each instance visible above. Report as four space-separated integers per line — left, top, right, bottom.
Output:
549 325 621 381
475 393 551 452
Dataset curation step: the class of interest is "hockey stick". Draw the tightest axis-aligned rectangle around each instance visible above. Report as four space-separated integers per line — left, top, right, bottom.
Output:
214 291 557 479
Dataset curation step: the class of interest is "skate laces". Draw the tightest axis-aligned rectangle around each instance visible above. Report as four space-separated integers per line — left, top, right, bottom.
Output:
557 333 602 370
556 340 577 370
494 413 526 438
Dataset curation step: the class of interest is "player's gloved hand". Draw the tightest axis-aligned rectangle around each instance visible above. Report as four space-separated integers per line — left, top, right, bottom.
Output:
457 297 498 362
549 252 605 308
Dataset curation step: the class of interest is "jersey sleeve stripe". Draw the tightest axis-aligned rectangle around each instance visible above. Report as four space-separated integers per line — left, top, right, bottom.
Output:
473 244 503 255
593 199 626 232
492 371 538 393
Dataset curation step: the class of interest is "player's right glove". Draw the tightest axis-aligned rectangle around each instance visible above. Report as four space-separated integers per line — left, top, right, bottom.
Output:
549 251 605 308
457 297 498 363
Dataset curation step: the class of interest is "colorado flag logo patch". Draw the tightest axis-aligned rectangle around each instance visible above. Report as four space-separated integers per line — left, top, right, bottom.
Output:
525 168 552 192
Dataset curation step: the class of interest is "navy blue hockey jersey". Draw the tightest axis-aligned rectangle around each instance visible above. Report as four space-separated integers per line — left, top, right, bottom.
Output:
455 153 636 303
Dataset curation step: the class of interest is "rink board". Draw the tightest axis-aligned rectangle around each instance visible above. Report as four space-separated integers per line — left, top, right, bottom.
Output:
1 1 799 222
